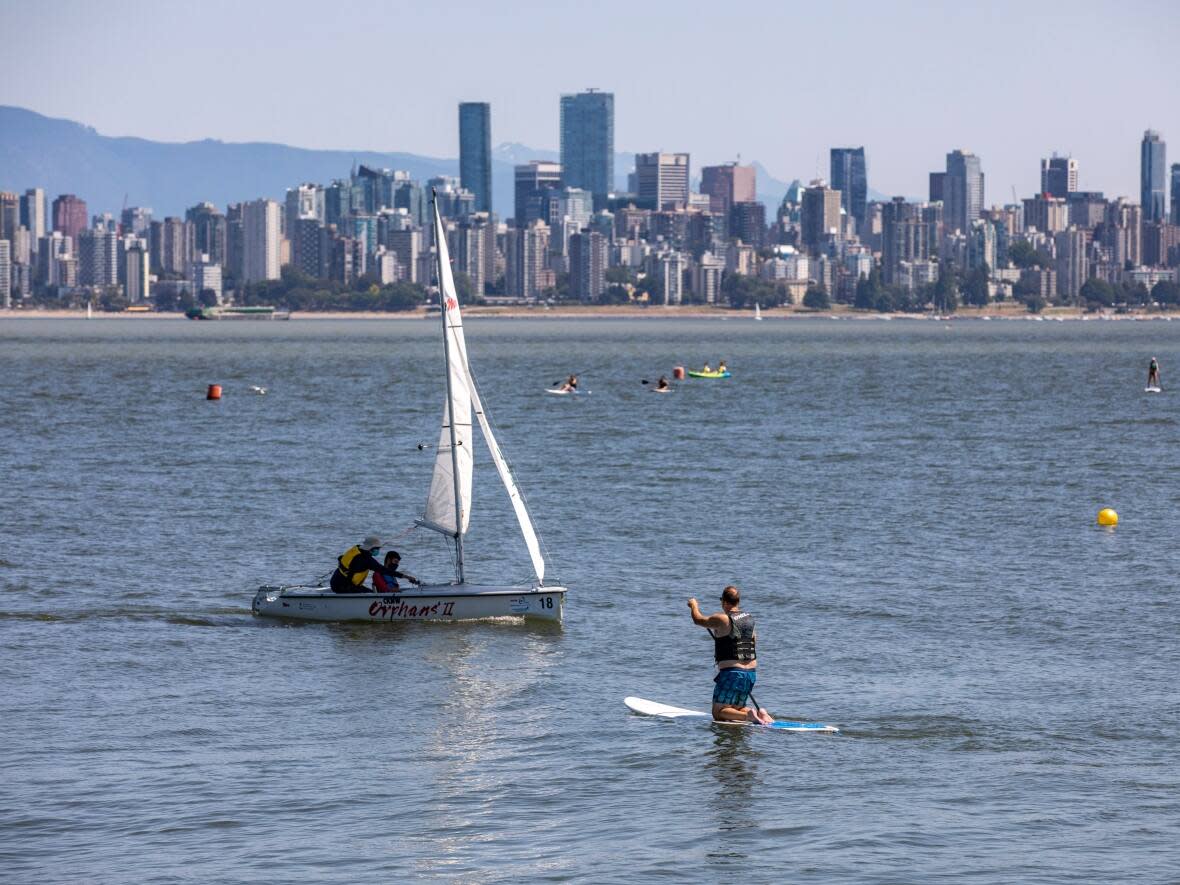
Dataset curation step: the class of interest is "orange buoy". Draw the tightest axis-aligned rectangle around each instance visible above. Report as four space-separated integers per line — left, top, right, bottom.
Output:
672 366 685 380
206 384 222 400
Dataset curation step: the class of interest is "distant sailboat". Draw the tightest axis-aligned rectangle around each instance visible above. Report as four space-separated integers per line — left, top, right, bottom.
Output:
253 192 567 623
754 302 763 321
86 302 92 319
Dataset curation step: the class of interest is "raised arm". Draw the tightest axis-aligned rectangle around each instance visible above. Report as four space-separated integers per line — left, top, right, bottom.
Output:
687 598 728 631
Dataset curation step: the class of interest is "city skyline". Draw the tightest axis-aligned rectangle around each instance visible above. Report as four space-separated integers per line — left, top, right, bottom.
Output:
2 0 1177 203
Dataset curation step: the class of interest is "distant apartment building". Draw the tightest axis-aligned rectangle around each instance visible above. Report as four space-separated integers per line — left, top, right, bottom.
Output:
186 203 227 266
0 240 11 308
1140 130 1167 222
700 163 756 219
458 102 493 214
506 220 551 300
123 240 150 303
241 199 281 283
514 161 562 227
21 188 47 240
120 206 153 236
52 194 88 242
729 202 766 248
882 198 930 285
636 153 689 210
560 90 614 204
0 192 19 241
569 230 607 301
455 212 495 296
191 256 223 303
1023 194 1069 233
78 228 118 287
1055 228 1089 300
1171 164 1180 226
830 147 868 225
943 150 984 234
800 181 841 251
1040 155 1078 198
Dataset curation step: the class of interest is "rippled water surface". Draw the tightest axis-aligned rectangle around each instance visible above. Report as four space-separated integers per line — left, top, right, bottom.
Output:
2 317 1179 883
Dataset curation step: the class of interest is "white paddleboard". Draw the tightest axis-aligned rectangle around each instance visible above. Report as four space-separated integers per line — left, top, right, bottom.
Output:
624 697 838 733
1145 386 1162 393
545 388 590 396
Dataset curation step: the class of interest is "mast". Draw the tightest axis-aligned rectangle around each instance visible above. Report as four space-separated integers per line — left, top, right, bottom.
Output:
434 191 466 584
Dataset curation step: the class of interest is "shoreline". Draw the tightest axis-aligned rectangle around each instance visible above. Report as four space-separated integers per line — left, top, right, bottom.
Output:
1 306 1175 321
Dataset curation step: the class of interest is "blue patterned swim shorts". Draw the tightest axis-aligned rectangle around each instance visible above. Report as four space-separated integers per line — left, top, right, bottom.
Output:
713 667 756 706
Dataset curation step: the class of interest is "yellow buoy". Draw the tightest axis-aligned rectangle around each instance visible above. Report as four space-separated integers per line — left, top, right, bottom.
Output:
1097 508 1118 527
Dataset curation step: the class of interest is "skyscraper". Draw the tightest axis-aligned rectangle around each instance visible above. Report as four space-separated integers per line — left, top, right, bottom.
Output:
0 192 18 241
1040 155 1078 197
560 91 614 205
20 188 47 241
700 164 756 219
800 181 841 251
943 150 984 234
882 198 930 285
459 102 492 214
569 230 608 301
241 199 281 283
635 153 689 210
514 161 562 227
1171 164 1180 225
1140 130 1167 222
52 194 88 242
830 147 868 225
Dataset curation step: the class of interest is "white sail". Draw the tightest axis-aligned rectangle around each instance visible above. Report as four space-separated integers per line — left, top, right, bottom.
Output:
422 206 473 536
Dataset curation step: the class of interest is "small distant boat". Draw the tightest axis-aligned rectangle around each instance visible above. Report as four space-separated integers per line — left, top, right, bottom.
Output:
253 192 566 624
86 302 92 319
187 306 290 320
754 302 763 321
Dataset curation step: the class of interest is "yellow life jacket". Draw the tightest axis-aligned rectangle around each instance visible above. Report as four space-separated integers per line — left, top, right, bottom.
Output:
336 545 370 586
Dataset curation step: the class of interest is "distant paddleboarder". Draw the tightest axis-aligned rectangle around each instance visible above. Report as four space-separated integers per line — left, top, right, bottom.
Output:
1148 357 1161 389
688 586 773 725
557 374 579 393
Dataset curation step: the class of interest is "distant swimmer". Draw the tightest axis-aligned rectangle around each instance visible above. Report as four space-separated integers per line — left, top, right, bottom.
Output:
688 586 773 725
331 535 386 594
558 374 579 393
1148 357 1161 388
655 375 670 391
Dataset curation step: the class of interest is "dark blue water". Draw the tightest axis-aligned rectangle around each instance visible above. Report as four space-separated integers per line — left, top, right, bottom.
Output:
2 317 1179 883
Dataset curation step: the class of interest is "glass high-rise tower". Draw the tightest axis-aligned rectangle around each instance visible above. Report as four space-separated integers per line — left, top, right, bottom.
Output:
1140 130 1167 222
830 147 868 225
459 102 492 214
560 91 614 205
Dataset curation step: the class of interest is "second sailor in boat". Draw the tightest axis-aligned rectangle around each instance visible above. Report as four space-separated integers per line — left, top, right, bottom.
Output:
330 535 387 593
373 550 420 593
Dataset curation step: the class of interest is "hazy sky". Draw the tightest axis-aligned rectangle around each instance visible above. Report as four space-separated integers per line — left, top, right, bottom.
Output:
3 0 1178 201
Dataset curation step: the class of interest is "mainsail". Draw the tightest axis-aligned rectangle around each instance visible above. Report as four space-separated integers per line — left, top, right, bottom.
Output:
421 203 473 537
423 194 547 584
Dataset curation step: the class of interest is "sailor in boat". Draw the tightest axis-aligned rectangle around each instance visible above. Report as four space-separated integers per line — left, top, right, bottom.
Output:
701 362 713 373
330 535 388 594
1148 357 1160 388
717 360 728 374
688 586 773 725
557 374 579 393
372 550 420 594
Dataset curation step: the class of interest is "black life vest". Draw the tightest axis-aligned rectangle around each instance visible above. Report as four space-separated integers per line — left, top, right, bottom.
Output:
713 611 756 663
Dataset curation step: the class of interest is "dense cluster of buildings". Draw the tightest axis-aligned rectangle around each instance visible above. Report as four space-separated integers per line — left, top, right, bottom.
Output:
2 92 1178 310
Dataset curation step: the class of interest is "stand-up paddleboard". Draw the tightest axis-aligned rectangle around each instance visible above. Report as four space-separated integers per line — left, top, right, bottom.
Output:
624 697 838 733
1145 386 1162 393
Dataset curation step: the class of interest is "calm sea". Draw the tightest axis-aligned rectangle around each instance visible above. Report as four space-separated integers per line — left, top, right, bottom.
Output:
2 317 1178 884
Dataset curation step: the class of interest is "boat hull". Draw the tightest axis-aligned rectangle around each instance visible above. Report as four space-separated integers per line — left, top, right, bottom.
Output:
252 583 566 623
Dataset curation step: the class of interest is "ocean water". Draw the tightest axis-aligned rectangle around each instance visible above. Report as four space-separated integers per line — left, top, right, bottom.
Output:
1 316 1178 884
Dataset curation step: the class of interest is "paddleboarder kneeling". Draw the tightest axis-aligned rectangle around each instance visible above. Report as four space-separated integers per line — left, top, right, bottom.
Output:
688 586 773 725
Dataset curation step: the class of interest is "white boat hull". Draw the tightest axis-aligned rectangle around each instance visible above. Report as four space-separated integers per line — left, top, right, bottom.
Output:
252 583 566 623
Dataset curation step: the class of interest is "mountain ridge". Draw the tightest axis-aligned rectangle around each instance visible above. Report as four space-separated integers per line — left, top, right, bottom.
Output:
1 105 889 221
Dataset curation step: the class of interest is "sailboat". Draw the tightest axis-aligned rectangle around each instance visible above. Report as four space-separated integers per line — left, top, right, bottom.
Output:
754 302 762 321
253 194 567 623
